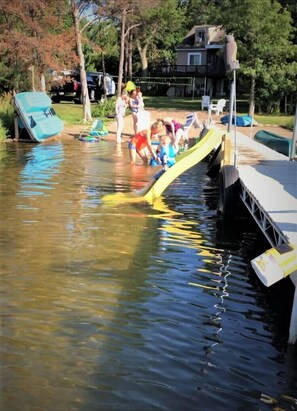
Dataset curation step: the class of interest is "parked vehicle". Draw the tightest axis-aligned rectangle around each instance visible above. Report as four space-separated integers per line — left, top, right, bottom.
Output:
50 70 116 103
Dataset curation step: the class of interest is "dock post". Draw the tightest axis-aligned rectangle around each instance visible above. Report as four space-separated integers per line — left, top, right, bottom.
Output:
14 115 19 141
288 274 297 344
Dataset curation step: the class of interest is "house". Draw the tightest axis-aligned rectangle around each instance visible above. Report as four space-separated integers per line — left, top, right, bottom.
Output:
151 25 228 98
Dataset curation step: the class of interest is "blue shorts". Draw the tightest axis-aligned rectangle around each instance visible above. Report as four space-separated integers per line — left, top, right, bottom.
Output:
150 158 159 167
128 141 136 150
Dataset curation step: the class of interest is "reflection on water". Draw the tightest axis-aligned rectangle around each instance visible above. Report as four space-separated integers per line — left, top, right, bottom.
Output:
0 140 296 411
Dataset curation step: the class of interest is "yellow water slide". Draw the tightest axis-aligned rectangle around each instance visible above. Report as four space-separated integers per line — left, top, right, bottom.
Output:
102 129 224 206
143 129 225 202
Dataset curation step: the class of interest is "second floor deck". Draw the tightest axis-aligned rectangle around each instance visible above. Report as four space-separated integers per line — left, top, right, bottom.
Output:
151 63 226 78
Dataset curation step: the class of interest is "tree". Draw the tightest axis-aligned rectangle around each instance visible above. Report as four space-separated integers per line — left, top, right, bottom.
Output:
100 0 141 96
84 20 118 74
0 0 76 94
70 0 94 122
211 0 296 114
132 0 186 77
184 0 219 29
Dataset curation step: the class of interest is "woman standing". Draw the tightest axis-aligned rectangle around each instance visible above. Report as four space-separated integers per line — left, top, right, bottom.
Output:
115 90 128 143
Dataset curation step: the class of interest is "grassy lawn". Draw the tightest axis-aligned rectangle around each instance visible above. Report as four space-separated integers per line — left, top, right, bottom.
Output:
53 97 294 129
52 102 85 126
0 96 294 141
144 96 295 129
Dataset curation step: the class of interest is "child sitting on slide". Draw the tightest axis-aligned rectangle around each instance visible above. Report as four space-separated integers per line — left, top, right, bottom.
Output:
136 134 178 196
154 135 178 180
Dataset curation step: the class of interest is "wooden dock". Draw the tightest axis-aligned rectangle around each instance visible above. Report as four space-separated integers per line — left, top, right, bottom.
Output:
229 130 297 343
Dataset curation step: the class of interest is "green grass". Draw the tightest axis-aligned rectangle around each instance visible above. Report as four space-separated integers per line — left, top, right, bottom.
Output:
52 102 85 126
144 96 294 129
39 98 297 131
253 115 294 129
0 96 294 141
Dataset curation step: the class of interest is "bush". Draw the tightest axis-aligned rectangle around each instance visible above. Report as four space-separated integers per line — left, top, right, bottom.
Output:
92 96 116 119
0 93 14 141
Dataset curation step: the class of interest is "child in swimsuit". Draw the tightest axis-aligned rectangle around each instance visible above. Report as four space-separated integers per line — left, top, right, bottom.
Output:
153 135 178 180
136 86 145 110
129 89 139 134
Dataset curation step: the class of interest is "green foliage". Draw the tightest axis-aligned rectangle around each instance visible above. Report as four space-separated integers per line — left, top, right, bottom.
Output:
184 0 218 28
84 21 119 72
91 97 116 118
210 0 297 114
133 0 187 67
0 94 15 141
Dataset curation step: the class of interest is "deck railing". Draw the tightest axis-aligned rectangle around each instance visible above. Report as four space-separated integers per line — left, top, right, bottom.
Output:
151 63 226 77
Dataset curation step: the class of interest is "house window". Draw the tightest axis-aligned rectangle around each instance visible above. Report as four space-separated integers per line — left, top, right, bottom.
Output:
195 31 205 42
188 53 201 66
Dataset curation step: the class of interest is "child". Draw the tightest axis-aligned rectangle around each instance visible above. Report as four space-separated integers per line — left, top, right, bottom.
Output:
136 86 145 110
128 120 164 165
129 89 139 134
135 134 178 196
153 135 178 180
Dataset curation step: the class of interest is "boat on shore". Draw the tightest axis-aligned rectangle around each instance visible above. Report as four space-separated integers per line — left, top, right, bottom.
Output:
14 92 64 142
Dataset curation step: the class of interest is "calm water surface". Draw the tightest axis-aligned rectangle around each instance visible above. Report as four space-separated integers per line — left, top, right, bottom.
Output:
0 139 296 411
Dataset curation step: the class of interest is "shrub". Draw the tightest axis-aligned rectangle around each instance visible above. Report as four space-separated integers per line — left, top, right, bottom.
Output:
92 96 116 119
0 93 14 141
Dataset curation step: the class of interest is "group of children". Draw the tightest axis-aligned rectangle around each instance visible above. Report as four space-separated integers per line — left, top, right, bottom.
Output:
115 85 188 185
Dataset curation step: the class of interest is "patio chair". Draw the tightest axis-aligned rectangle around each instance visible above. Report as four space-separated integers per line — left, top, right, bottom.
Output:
208 99 226 116
201 95 210 110
79 119 108 140
183 112 201 141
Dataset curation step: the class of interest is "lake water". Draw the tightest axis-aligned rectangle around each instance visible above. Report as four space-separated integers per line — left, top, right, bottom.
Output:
0 139 296 411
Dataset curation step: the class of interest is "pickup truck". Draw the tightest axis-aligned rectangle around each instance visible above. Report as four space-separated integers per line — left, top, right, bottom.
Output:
50 70 116 103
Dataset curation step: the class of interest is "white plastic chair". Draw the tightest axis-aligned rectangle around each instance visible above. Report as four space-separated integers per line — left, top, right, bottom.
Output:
208 99 226 115
183 113 201 141
201 95 210 110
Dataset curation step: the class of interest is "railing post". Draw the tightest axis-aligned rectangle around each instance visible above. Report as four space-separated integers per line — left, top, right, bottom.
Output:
289 105 297 161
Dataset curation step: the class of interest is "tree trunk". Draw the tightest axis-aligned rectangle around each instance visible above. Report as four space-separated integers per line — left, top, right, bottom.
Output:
128 31 133 80
40 72 46 92
248 75 255 117
124 38 128 83
117 7 126 97
70 0 92 123
136 40 148 77
102 52 107 101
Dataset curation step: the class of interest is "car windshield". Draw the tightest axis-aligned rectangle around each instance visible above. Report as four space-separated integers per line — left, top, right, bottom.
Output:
88 74 101 83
